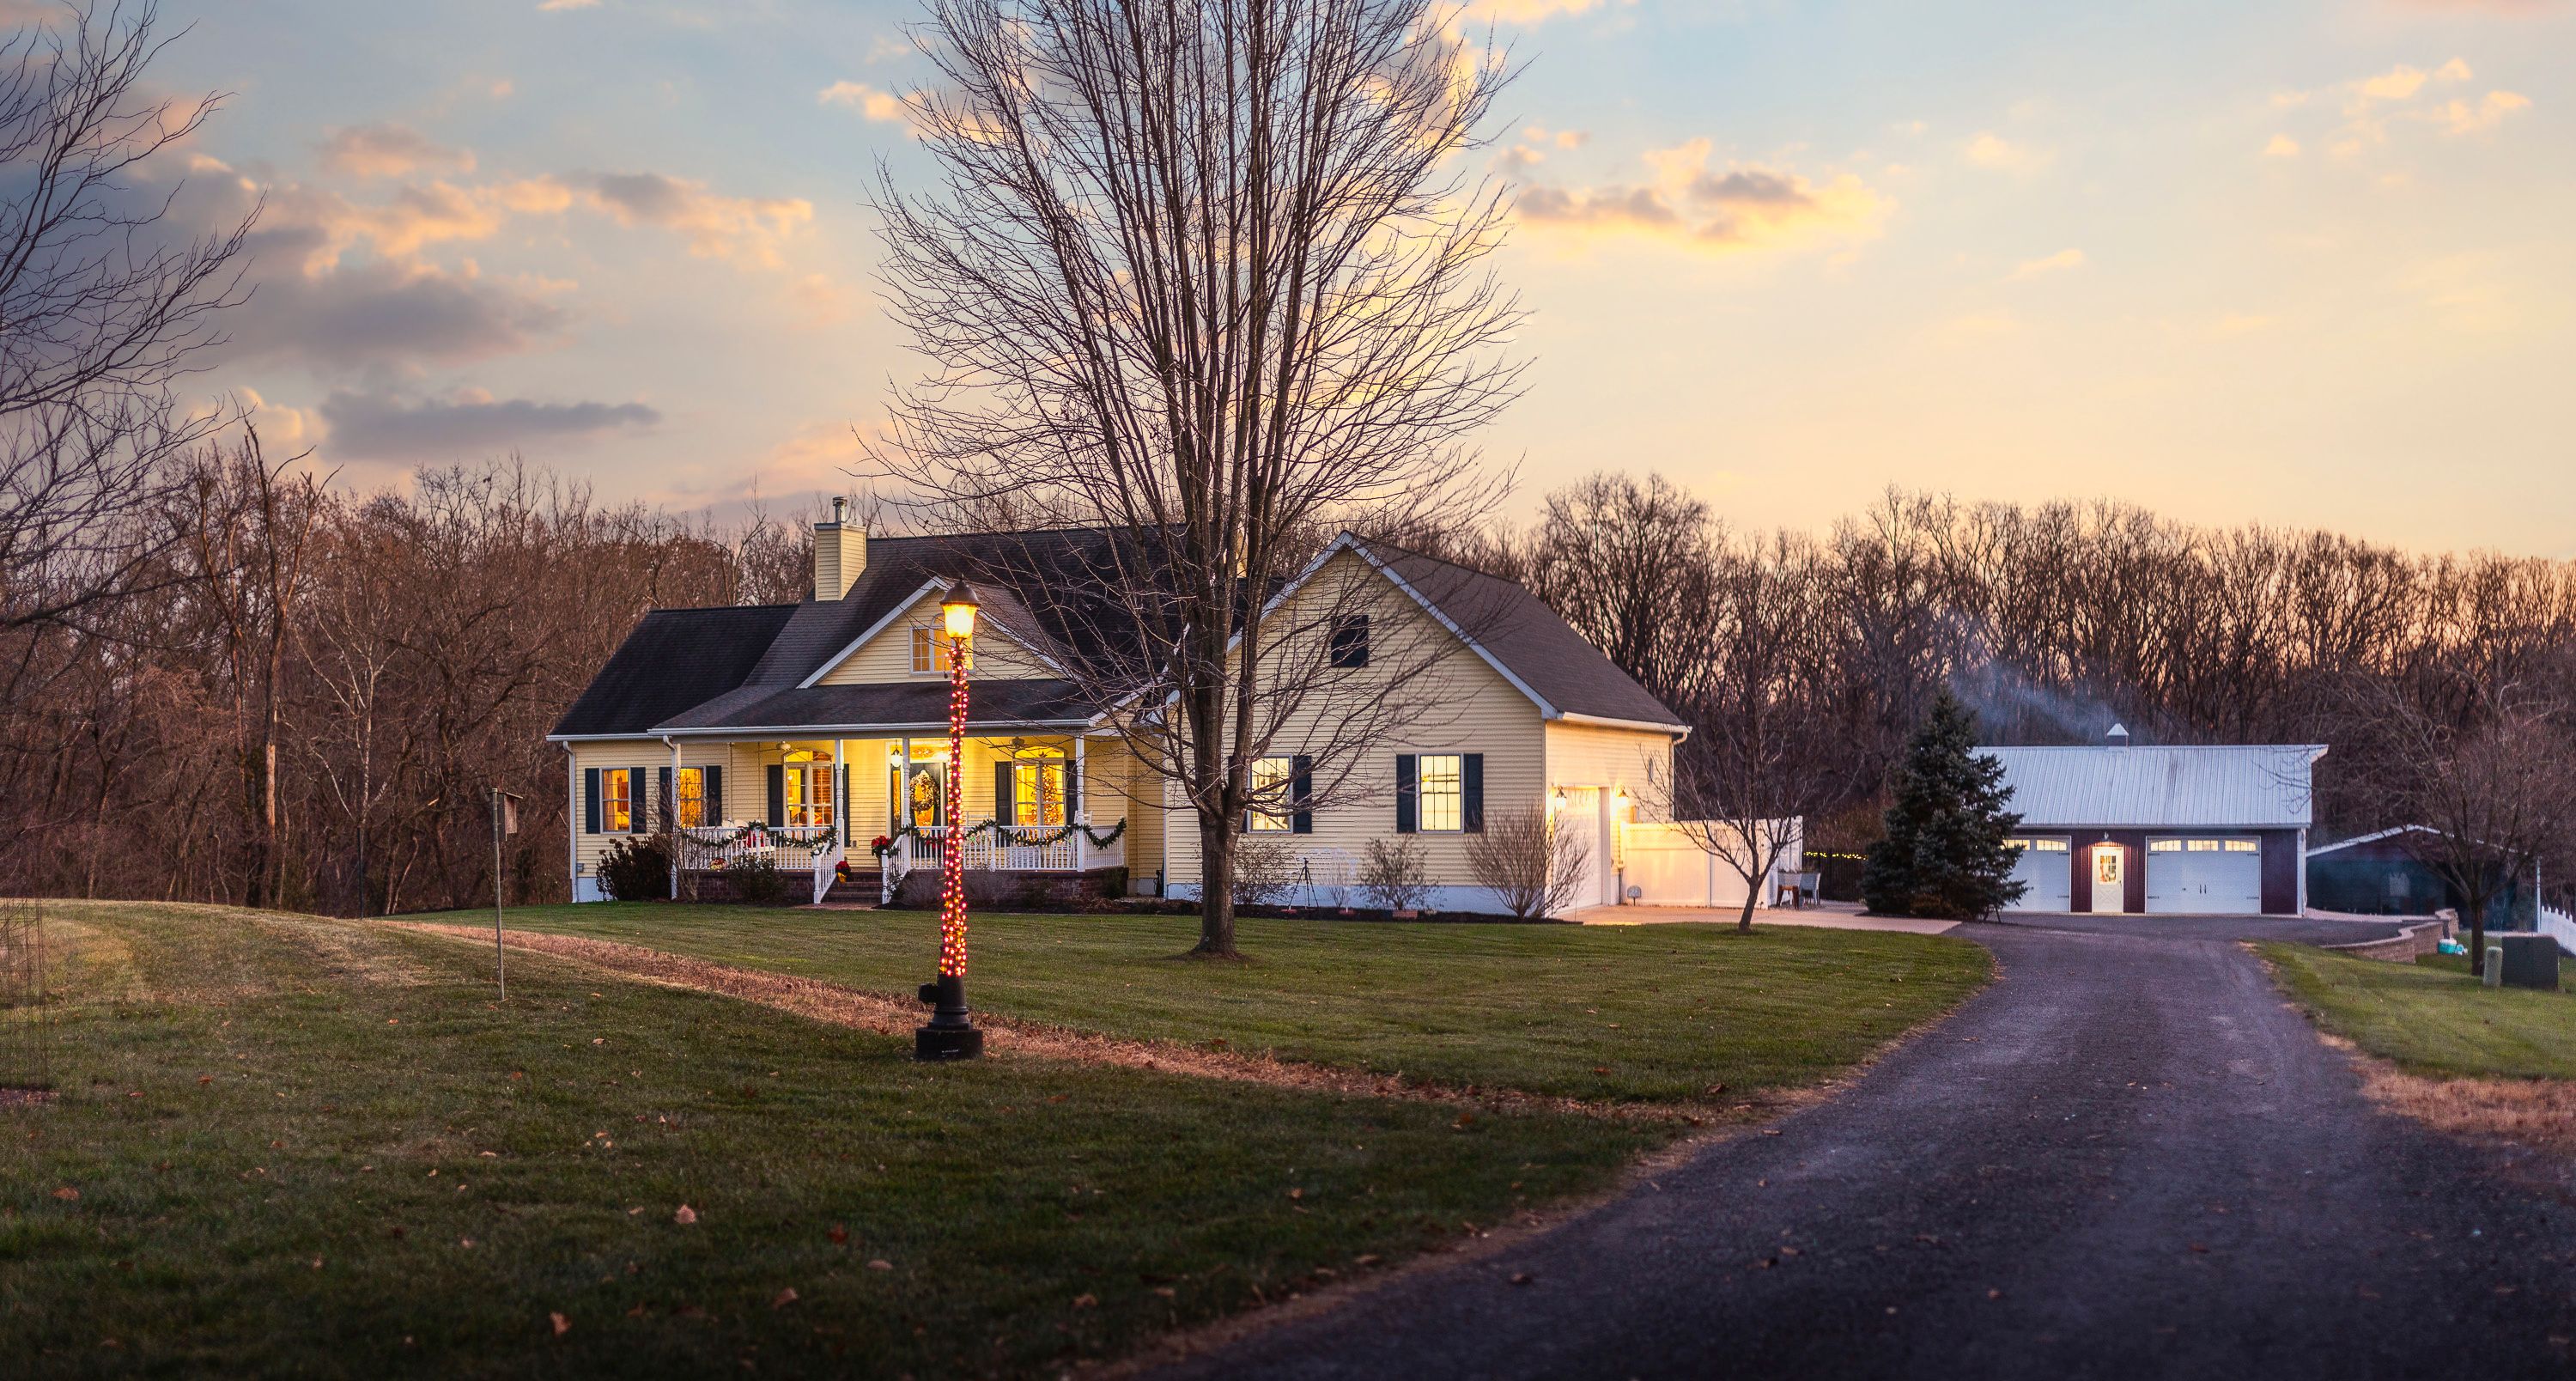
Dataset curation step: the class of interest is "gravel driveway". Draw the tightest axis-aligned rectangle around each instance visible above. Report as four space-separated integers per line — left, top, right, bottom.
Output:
1154 916 2576 1380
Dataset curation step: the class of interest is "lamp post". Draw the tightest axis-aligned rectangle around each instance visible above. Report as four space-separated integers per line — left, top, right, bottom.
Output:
916 585 985 1060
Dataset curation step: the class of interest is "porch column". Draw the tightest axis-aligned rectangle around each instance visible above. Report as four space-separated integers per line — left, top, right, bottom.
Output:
1073 735 1088 871
669 736 682 899
834 737 848 849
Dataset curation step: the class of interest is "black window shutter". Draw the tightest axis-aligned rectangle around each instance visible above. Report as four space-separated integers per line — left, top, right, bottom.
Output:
1291 755 1314 834
995 762 1017 829
838 765 850 844
584 768 601 835
1394 754 1418 834
1461 754 1485 833
1064 757 1080 819
703 765 724 824
766 764 785 827
659 766 674 830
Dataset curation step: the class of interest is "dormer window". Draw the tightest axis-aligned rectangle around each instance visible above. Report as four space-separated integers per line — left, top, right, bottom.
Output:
1329 614 1370 668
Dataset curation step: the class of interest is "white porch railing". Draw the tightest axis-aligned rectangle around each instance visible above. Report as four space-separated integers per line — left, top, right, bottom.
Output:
876 818 1124 900
811 838 843 905
677 824 840 876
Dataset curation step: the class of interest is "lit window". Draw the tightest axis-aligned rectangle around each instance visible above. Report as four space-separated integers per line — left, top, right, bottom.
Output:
602 769 633 832
781 752 835 830
2007 837 2069 854
2224 839 2259 854
1330 615 1370 669
1249 757 1295 832
677 767 707 828
1417 755 1462 832
2186 839 2222 853
2148 839 2183 853
2035 838 2069 853
1011 758 1068 827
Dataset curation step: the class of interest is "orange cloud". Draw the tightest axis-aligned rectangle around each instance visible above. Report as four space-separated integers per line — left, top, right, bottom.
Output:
819 82 906 123
1515 140 1890 258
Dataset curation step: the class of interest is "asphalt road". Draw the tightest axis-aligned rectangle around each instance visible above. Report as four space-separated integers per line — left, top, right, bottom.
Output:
1156 916 2576 1381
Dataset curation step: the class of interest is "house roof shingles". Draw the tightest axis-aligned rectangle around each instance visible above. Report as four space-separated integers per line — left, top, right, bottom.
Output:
1363 542 1686 729
555 528 1686 739
550 603 799 738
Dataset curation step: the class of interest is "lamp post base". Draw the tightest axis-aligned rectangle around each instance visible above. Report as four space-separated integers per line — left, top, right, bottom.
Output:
914 975 983 1061
914 1025 986 1061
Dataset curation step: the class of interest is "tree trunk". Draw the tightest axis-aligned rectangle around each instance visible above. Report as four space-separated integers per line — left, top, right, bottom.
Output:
2464 884 2488 979
1737 892 1758 932
1195 815 1239 958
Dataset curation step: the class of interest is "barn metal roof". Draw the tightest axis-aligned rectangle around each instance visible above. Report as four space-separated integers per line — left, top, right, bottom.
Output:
1978 744 2328 830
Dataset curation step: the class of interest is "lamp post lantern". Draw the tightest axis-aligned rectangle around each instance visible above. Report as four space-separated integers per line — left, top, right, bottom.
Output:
916 584 985 1060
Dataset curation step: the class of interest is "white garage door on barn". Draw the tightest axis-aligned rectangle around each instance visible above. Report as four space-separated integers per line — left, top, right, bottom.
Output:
2145 836 2263 914
2004 836 2072 911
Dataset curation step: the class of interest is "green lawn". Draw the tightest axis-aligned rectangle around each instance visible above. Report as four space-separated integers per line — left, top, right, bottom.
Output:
2 903 1668 1378
2262 941 2576 1080
459 904 1993 1103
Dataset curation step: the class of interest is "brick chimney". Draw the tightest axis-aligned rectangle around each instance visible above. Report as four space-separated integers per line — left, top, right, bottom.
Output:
814 496 866 600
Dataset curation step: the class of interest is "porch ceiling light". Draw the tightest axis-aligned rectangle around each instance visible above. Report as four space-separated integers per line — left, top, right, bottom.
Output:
940 587 981 640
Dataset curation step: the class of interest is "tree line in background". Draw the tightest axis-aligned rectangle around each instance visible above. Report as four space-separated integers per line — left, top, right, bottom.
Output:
1429 474 2576 932
11 461 2576 918
0 454 809 910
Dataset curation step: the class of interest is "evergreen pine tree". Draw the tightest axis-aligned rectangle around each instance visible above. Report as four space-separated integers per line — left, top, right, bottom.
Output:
1862 690 2028 919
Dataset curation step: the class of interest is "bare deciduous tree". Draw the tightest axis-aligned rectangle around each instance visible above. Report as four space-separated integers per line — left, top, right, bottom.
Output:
0 1 253 634
867 0 1526 956
2318 676 2575 977
1647 531 1844 929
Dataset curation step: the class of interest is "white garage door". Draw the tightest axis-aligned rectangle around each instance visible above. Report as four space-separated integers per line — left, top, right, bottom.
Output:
2145 836 2263 914
2004 837 2072 912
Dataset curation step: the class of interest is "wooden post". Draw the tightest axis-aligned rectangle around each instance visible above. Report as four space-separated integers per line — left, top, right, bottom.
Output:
490 785 507 1002
1073 735 1088 872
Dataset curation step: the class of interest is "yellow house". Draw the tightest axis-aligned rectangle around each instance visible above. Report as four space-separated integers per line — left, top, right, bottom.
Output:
549 513 1686 913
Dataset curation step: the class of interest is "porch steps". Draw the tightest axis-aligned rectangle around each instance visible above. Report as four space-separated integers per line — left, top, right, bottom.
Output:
823 873 883 905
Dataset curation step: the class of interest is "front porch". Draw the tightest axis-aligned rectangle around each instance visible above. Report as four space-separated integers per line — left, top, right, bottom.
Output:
654 730 1145 903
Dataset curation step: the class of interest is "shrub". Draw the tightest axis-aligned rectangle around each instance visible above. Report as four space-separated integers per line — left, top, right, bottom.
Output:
1232 835 1299 907
1357 837 1430 913
596 835 671 902
1465 805 1589 919
726 855 795 907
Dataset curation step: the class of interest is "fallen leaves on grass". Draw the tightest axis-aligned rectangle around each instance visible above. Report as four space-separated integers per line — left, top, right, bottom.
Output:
828 1224 848 1244
550 1312 570 1336
673 1205 697 1226
771 1288 799 1310
52 1187 78 1201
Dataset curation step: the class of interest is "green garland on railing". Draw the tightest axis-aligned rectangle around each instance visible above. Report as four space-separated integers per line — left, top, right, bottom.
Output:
677 822 838 849
871 818 1127 857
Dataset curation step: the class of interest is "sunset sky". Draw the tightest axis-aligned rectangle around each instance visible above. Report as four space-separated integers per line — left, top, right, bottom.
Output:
135 0 2574 555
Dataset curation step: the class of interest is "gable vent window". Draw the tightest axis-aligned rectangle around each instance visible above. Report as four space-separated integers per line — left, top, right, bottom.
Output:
1329 615 1370 669
911 625 969 673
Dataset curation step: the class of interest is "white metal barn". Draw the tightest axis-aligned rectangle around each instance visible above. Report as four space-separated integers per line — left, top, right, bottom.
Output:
1979 729 2326 916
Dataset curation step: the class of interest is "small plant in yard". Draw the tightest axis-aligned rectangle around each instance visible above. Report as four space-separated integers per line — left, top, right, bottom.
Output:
1358 837 1431 913
594 835 672 902
725 854 793 906
1862 690 2026 920
1232 834 1299 907
1466 805 1589 919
